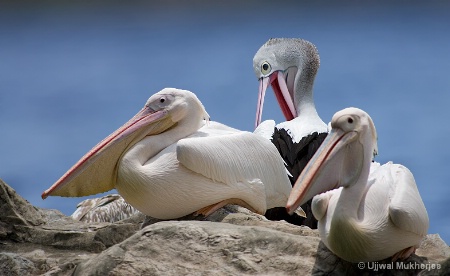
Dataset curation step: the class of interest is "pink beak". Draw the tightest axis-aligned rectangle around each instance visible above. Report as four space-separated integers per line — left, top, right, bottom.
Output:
286 128 358 214
42 106 169 199
255 71 297 128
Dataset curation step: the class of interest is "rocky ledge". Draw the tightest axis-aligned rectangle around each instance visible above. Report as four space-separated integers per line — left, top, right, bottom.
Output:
1 179 449 275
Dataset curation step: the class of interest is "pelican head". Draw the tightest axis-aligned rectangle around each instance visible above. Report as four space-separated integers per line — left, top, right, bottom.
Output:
286 107 378 214
145 88 210 124
42 88 209 199
253 38 320 127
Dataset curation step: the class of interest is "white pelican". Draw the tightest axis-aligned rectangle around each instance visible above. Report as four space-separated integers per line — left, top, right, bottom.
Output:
71 194 140 223
253 38 328 227
42 88 292 220
286 107 429 262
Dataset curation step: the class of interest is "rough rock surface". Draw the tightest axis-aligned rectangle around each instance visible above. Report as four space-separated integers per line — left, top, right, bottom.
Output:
1 179 449 275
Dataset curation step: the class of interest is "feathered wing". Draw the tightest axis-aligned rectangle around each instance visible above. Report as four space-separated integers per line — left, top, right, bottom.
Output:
388 164 429 237
71 194 121 221
176 132 292 209
71 194 139 223
272 128 327 184
71 197 104 221
268 128 327 228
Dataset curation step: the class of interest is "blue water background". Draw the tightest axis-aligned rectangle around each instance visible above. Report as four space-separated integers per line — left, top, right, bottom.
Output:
1 1 449 243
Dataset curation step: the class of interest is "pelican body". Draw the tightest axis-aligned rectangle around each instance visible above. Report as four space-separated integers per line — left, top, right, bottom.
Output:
287 108 429 262
253 38 328 227
42 88 292 220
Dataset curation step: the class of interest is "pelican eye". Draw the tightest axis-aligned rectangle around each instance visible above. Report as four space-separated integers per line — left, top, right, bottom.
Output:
261 61 271 75
347 117 354 124
159 97 165 103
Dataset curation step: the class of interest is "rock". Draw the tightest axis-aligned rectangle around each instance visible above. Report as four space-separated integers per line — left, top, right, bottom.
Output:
72 220 450 276
0 253 38 276
416 233 450 261
0 178 44 241
73 220 320 275
0 179 449 275
0 179 144 252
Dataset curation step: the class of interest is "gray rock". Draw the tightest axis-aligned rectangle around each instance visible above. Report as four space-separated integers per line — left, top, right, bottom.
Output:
1 179 449 275
0 179 144 252
0 178 44 241
73 219 450 276
0 253 37 276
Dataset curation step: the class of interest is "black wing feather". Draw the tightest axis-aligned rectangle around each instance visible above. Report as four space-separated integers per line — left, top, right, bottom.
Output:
265 128 327 228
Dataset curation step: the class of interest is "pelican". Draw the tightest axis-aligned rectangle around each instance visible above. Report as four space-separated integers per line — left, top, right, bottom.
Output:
286 107 429 262
71 194 140 223
42 88 293 220
253 38 328 227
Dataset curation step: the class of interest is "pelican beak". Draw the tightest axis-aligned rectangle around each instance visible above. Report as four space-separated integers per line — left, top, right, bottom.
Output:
255 76 270 128
286 128 358 215
42 106 173 199
255 71 297 128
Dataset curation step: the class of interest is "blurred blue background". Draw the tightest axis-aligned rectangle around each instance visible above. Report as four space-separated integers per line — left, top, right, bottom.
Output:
0 1 449 243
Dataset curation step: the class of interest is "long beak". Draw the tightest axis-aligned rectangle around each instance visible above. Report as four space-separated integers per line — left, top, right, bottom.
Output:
255 71 297 128
42 106 172 199
255 77 270 128
286 128 358 214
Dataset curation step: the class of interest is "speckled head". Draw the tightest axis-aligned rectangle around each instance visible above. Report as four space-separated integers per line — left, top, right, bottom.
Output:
253 38 321 127
253 38 320 80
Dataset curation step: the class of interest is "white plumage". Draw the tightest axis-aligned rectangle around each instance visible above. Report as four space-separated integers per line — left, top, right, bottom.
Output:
43 88 292 220
287 107 429 262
